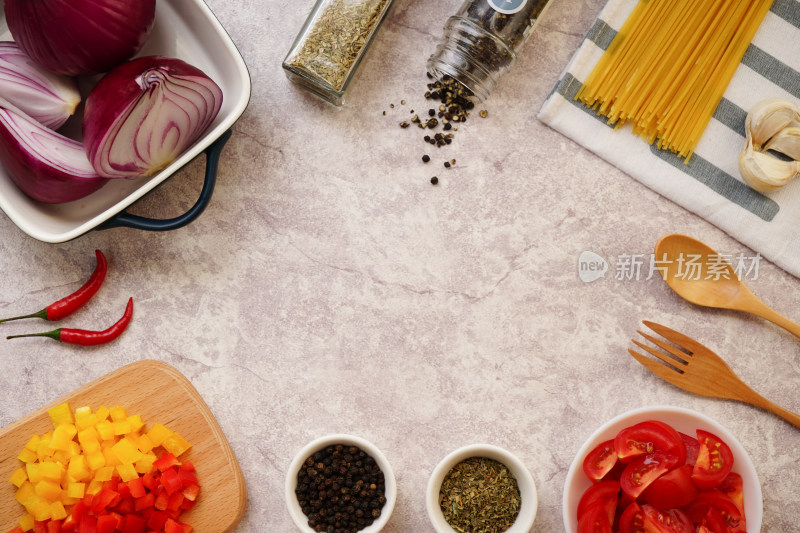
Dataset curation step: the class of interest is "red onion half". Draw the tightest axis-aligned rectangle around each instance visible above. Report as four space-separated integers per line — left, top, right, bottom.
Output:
0 41 80 129
4 0 156 76
83 56 223 179
0 105 108 203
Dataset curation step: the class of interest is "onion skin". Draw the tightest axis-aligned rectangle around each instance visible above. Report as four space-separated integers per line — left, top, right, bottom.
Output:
0 104 109 203
0 41 80 129
4 0 156 76
83 56 223 179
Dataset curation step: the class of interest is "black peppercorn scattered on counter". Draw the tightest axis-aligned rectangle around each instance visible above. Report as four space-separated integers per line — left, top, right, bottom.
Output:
295 444 387 533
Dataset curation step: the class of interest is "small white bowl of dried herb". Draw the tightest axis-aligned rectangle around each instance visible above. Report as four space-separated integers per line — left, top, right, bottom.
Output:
426 443 538 533
285 433 397 532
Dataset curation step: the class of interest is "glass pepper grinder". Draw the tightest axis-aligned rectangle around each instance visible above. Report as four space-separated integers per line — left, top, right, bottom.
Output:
427 0 553 102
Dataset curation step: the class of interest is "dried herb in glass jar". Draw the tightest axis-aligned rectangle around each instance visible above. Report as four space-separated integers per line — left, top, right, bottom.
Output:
428 0 553 101
283 0 396 106
295 443 387 533
439 456 521 533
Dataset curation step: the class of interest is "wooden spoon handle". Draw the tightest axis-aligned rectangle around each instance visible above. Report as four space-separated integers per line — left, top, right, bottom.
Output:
746 297 800 339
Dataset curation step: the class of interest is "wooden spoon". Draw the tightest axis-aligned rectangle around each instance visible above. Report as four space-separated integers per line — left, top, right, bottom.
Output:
654 234 800 338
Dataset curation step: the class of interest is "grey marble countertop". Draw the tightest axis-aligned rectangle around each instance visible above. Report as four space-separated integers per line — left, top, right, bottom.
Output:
2 0 799 531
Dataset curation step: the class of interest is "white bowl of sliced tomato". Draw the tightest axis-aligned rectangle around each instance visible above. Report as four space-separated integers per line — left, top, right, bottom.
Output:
563 405 762 533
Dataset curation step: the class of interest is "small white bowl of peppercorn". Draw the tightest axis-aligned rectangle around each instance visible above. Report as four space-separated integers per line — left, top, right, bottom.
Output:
426 443 538 533
285 433 397 532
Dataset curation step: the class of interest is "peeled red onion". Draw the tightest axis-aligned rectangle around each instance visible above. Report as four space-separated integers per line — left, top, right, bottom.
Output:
0 104 108 203
0 41 80 129
83 56 223 179
4 0 156 76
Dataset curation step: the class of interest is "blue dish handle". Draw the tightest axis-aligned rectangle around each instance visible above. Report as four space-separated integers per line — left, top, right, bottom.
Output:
97 128 232 232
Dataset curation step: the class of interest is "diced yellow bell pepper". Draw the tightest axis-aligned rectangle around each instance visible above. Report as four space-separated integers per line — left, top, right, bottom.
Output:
136 434 155 454
111 438 142 464
24 435 41 451
32 498 51 520
18 513 35 532
47 402 74 426
78 426 100 445
15 481 34 505
25 463 41 483
50 500 68 520
9 467 28 488
116 462 139 482
95 420 114 441
146 423 173 446
34 479 61 501
135 453 157 474
86 479 103 496
17 448 38 464
127 414 145 433
67 481 85 499
95 405 110 421
162 433 192 457
85 450 106 470
38 461 63 482
112 420 131 435
93 466 115 482
49 423 77 451
67 455 90 481
109 406 127 422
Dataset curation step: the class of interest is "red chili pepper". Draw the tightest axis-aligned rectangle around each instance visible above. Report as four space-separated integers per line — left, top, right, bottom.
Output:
6 297 133 346
0 250 107 322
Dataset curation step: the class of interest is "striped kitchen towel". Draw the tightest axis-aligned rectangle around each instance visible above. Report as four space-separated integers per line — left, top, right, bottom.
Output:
538 0 800 277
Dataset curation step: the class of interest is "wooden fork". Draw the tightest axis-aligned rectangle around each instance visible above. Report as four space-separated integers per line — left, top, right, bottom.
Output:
629 320 800 429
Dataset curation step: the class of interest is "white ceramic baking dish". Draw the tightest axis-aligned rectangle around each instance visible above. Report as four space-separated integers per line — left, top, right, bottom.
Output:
0 0 251 242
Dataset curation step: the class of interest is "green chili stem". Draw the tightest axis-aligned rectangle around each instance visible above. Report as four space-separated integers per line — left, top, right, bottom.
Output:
7 329 62 341
0 309 48 323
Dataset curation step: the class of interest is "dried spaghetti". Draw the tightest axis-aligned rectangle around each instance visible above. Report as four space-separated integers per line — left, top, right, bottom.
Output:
576 0 774 161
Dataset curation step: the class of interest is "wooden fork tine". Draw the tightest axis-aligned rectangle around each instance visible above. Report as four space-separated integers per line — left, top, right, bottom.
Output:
631 339 686 369
628 347 685 388
643 320 704 354
635 330 690 365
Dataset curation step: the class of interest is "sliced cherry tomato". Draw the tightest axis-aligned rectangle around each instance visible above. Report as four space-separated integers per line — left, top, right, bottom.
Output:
584 439 620 482
618 502 646 533
684 490 746 533
718 472 745 518
641 505 694 533
678 432 700 466
692 430 734 490
615 421 686 465
695 507 729 533
578 481 620 523
578 501 614 533
640 464 698 508
620 451 681 499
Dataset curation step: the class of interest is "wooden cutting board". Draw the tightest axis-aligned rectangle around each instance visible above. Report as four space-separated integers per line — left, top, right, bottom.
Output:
0 360 246 532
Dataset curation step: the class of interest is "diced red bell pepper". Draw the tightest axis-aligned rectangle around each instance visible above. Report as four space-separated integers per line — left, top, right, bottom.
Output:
160 468 182 495
47 521 61 533
128 476 147 498
167 492 185 511
153 453 180 472
155 490 170 511
164 519 192 533
33 522 48 533
120 515 147 533
182 483 200 502
142 471 158 491
146 510 169 531
95 516 117 533
91 488 121 514
7 528 25 533
135 492 156 511
78 515 97 533
71 501 89 523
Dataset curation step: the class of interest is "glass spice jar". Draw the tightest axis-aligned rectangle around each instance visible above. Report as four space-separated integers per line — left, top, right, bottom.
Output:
427 0 553 102
282 0 396 106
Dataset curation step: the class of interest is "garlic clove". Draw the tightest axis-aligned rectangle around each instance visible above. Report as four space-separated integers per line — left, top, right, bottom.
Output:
763 126 800 160
738 144 800 193
746 97 800 148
